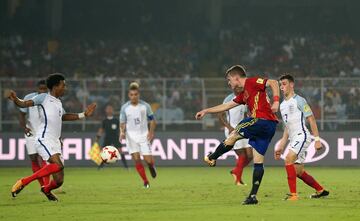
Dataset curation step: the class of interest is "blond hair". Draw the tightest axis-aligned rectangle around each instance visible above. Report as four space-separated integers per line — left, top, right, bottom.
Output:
129 82 140 90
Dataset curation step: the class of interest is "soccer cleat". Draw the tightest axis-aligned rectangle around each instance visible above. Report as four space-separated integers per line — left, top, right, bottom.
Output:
284 193 299 201
149 165 157 178
11 179 25 197
242 195 258 205
41 187 58 201
143 181 150 189
204 154 216 167
310 190 329 199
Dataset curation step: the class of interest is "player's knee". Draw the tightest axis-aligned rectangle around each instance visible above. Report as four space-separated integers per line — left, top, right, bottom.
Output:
285 155 295 165
224 137 236 146
29 154 38 162
55 177 64 186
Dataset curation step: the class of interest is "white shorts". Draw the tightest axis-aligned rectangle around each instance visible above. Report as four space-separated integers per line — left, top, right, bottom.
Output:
125 136 152 155
225 131 250 150
25 136 37 155
233 138 251 150
36 138 62 161
289 134 312 164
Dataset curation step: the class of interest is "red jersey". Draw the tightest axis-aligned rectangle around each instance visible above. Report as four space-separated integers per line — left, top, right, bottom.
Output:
233 77 278 122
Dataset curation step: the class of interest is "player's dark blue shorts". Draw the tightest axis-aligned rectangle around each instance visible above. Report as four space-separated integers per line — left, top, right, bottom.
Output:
235 117 277 155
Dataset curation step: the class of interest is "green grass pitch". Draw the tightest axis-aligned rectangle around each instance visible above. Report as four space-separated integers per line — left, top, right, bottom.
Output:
0 167 359 221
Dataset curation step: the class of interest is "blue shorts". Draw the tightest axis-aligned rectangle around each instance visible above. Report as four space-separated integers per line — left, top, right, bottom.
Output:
235 117 277 155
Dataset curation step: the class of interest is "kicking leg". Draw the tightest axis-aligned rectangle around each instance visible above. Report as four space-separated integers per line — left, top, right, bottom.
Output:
205 130 242 166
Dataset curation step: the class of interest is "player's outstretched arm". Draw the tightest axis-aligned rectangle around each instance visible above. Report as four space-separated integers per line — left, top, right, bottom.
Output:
195 101 238 120
274 127 289 160
266 79 280 113
217 112 234 132
62 103 97 121
6 90 34 108
306 115 322 150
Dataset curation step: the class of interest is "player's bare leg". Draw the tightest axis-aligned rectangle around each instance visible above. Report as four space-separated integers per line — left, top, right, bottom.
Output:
143 155 156 178
131 153 150 188
12 153 63 199
205 130 242 166
231 148 252 186
284 150 299 201
242 149 264 205
295 164 329 199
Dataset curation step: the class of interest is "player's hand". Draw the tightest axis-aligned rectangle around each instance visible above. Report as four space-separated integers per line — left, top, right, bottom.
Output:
5 90 17 101
195 110 207 120
24 127 32 137
84 103 97 117
147 131 155 142
314 140 322 151
271 101 279 113
274 149 282 160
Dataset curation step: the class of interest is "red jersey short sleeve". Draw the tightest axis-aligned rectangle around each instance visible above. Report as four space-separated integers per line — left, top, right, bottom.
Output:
246 77 267 91
233 92 245 104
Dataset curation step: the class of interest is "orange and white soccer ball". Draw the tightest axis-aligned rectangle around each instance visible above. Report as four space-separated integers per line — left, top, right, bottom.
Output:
100 146 119 164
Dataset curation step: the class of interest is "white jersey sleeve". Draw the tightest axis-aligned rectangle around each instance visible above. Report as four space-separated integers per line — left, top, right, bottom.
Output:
31 93 47 106
19 93 37 114
119 103 128 123
145 102 155 121
295 96 313 118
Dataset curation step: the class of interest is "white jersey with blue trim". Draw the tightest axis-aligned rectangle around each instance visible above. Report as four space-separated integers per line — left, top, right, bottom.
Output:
31 93 65 140
19 92 43 134
280 94 312 140
223 93 247 136
120 100 155 140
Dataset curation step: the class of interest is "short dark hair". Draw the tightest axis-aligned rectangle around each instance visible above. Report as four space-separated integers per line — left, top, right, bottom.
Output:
46 73 65 90
225 65 246 78
37 80 46 86
279 74 295 83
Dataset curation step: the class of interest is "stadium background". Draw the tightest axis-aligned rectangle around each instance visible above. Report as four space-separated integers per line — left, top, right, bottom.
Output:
1 0 359 167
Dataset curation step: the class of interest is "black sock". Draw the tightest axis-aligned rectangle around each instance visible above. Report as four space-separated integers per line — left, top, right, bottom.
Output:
209 142 233 160
120 153 128 168
249 163 264 197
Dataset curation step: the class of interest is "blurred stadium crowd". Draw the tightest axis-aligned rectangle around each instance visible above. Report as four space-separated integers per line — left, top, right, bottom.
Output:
1 28 359 131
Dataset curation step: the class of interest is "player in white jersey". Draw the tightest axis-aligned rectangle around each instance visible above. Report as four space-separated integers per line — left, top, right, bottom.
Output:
275 74 329 200
7 73 96 201
217 86 252 186
119 82 157 188
18 80 50 188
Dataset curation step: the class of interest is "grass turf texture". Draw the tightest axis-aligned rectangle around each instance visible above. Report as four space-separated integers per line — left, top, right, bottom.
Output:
0 167 359 221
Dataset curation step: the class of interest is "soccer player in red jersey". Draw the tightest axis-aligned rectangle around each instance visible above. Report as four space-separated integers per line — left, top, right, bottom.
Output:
195 65 280 205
